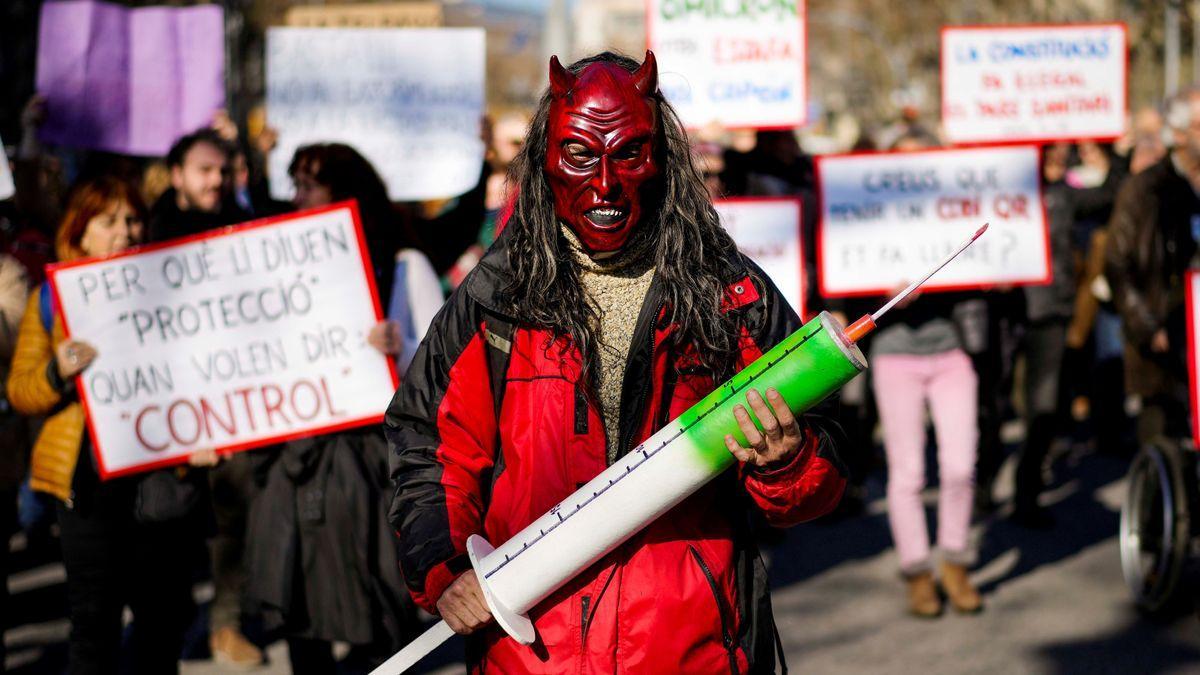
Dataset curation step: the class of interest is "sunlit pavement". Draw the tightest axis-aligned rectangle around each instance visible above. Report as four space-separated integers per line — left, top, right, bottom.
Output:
8 444 1199 674
771 447 1200 673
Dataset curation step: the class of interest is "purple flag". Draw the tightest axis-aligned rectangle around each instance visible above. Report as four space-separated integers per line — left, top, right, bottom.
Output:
36 0 225 157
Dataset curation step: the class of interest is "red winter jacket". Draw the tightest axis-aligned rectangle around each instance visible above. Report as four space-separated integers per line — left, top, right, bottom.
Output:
386 232 847 674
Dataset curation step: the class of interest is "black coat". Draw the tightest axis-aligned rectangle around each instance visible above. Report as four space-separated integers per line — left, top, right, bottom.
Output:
147 189 249 243
244 429 418 647
1105 156 1200 396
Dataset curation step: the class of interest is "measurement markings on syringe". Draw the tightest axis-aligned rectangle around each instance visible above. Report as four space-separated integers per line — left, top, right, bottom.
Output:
484 324 825 579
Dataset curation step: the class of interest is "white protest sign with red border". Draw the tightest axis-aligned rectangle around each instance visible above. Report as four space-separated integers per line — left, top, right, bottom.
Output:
47 202 398 479
941 22 1128 145
646 0 807 130
714 197 805 318
816 145 1050 298
1185 271 1200 450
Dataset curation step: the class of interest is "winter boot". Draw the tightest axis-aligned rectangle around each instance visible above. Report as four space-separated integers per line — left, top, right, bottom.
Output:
940 562 983 614
905 571 942 618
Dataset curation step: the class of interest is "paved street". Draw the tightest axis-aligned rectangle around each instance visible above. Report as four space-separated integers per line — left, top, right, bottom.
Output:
7 443 1199 674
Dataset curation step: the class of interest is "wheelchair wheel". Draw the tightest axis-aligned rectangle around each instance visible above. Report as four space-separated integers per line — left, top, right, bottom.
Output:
1119 438 1195 613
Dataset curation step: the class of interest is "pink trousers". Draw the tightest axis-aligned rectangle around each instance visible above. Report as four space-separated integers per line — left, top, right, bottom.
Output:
871 350 978 574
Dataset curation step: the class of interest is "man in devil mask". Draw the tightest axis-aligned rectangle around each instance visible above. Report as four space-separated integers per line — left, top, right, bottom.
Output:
386 52 847 673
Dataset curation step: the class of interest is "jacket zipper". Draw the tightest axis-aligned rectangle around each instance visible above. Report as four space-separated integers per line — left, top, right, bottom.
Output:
579 564 618 664
688 545 740 675
580 594 591 643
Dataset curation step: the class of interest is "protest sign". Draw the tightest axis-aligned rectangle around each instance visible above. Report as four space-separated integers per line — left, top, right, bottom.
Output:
46 203 398 479
714 197 805 317
36 0 224 157
266 28 486 202
647 0 807 129
1186 271 1200 450
284 2 443 27
0 135 13 201
941 23 1127 144
816 145 1049 297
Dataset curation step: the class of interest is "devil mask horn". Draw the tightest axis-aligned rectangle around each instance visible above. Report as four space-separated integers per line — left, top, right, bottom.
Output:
632 51 658 96
549 55 577 99
548 52 659 99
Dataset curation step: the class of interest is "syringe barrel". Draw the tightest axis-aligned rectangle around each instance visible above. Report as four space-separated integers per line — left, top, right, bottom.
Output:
477 311 866 618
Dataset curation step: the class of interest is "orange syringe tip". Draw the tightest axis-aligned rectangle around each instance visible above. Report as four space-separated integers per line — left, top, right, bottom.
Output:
845 315 876 343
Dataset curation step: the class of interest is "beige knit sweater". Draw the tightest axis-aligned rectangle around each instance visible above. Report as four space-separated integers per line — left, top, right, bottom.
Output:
563 226 656 463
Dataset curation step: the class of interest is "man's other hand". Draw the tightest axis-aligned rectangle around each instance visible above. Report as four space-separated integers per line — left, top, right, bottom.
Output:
437 570 493 635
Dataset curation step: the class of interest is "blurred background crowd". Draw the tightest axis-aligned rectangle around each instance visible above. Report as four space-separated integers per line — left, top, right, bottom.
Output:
3 1 1200 674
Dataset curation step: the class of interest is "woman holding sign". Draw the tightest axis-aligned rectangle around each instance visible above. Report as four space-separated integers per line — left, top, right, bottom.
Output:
8 176 204 675
242 144 432 673
288 143 444 375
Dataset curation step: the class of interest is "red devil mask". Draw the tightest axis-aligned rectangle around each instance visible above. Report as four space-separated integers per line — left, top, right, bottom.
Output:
545 52 660 254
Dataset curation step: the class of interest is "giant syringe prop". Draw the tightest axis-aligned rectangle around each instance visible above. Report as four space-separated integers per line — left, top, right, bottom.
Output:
373 224 989 675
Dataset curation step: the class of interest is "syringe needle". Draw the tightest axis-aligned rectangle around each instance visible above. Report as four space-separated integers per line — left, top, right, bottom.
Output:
845 223 989 343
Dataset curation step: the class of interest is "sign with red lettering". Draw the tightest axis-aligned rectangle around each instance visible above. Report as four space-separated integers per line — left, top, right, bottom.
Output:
46 202 398 478
714 197 805 318
647 0 806 129
941 23 1127 144
816 145 1050 297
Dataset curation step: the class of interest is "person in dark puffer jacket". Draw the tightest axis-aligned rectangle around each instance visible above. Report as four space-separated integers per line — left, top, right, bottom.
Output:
386 51 847 674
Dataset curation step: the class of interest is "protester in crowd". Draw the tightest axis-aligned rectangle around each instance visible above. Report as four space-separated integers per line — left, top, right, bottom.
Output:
9 95 62 286
871 280 983 616
228 142 290 218
241 142 427 674
7 176 208 674
1067 134 1161 451
387 51 847 673
968 286 1019 518
959 129 1019 518
215 110 290 219
4 94 64 577
0 249 29 671
1114 106 1166 171
443 112 528 290
147 128 262 669
1007 142 1078 527
147 128 249 242
417 163 490 278
484 112 528 211
1106 89 1200 444
287 142 443 373
869 131 983 617
1058 141 1131 458
1128 121 1169 176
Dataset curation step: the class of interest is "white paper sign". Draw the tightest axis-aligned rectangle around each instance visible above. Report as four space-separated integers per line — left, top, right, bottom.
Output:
0 135 13 201
942 23 1127 144
266 28 486 201
47 203 397 478
647 0 806 129
715 198 804 317
816 145 1049 297
1185 271 1200 450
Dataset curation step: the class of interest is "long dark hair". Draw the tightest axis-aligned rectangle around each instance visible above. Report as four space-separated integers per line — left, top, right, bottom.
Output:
500 52 743 382
289 143 424 305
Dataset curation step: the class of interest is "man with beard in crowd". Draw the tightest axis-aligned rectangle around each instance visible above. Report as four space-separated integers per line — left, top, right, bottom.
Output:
1107 88 1200 445
148 128 248 242
386 51 847 672
147 127 262 669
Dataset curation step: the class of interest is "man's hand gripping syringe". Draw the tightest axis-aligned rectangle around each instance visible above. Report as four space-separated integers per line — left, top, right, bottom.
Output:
374 224 990 674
